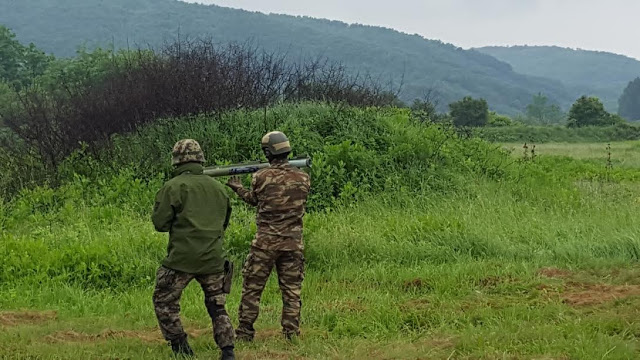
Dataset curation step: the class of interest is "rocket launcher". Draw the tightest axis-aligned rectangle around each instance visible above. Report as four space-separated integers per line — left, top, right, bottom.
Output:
203 157 311 177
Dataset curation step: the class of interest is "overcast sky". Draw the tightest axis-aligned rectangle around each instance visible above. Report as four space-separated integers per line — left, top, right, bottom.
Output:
183 0 640 60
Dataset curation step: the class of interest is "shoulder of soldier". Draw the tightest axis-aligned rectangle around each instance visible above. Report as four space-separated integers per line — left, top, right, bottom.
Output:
206 177 229 195
279 167 311 187
166 173 224 191
254 167 271 176
164 174 189 189
161 177 180 190
252 167 273 182
288 166 310 180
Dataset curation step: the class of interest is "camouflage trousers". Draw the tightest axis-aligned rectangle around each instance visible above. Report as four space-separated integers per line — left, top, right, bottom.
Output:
152 266 235 349
237 247 305 339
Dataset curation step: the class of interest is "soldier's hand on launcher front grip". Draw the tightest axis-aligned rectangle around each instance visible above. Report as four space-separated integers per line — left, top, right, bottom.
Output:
226 176 243 191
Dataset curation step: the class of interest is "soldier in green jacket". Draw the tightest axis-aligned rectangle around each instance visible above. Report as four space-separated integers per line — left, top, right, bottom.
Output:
227 131 311 341
152 139 235 360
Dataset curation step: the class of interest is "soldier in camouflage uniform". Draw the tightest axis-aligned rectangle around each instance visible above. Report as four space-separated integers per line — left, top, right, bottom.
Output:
152 139 235 359
227 131 311 341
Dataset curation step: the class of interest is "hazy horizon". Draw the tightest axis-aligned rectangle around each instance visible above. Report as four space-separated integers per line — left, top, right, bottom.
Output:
183 0 640 61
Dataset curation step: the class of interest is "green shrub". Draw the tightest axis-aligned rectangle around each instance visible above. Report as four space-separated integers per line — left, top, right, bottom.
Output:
487 112 513 127
449 97 489 127
0 103 519 289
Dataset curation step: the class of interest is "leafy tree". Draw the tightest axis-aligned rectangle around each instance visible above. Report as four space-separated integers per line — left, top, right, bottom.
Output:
449 96 489 127
0 25 52 89
567 96 623 127
525 93 565 124
618 77 640 121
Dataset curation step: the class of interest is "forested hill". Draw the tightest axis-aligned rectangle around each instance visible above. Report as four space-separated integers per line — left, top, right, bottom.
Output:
478 46 640 112
0 0 573 114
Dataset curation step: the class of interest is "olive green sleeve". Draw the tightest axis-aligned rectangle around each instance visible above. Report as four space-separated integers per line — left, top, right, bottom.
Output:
224 197 232 230
152 185 178 232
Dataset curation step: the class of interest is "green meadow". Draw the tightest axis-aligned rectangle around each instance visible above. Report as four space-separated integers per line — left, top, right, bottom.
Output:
1 105 640 359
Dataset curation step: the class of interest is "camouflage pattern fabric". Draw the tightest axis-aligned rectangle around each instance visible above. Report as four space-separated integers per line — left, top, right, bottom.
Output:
172 139 205 165
153 266 235 349
236 247 305 339
233 158 311 251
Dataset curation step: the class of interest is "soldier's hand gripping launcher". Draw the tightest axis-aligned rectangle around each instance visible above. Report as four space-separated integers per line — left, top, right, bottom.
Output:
203 157 311 177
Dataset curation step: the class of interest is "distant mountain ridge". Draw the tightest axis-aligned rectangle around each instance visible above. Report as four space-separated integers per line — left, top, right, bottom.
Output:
478 45 640 112
0 0 575 114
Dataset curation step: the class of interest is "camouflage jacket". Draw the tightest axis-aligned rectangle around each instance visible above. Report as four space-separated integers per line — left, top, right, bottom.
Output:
233 159 311 251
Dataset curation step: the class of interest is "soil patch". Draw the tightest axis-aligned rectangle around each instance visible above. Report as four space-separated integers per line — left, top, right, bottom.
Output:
423 336 456 349
401 298 431 311
255 328 285 341
326 299 368 313
239 350 307 360
0 311 57 327
45 329 163 344
186 327 211 339
476 275 518 288
403 278 433 291
562 283 640 307
366 336 457 359
44 326 213 344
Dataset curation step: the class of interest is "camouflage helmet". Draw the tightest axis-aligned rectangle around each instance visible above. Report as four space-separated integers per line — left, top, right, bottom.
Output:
261 131 291 155
171 139 205 165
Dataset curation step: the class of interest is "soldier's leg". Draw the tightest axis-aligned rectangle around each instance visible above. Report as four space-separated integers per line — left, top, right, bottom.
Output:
196 273 235 351
237 247 276 340
152 266 194 345
275 250 305 338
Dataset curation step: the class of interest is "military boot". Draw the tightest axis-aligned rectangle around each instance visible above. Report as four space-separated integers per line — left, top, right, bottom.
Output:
170 336 194 357
220 346 235 360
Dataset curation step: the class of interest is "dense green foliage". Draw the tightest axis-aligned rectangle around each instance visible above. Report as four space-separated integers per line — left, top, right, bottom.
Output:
479 45 640 112
618 77 640 121
0 25 52 89
567 96 623 128
449 97 489 127
487 111 513 127
0 103 506 215
0 36 397 195
0 0 574 114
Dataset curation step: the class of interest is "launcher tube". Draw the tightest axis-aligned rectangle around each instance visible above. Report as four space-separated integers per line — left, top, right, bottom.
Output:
203 158 311 177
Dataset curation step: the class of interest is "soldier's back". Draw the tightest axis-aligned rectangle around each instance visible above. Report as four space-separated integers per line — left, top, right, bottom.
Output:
251 163 310 251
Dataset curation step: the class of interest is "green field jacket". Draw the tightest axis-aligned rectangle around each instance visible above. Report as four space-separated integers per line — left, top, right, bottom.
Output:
152 162 231 274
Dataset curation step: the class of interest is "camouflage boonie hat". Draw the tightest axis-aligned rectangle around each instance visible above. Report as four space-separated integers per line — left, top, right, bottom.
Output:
261 131 291 155
172 139 205 165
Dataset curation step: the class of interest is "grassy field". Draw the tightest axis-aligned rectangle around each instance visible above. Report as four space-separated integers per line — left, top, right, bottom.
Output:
2 111 640 359
503 141 640 168
2 179 640 358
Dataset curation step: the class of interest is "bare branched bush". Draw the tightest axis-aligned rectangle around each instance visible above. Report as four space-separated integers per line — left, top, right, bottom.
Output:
1 39 397 174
